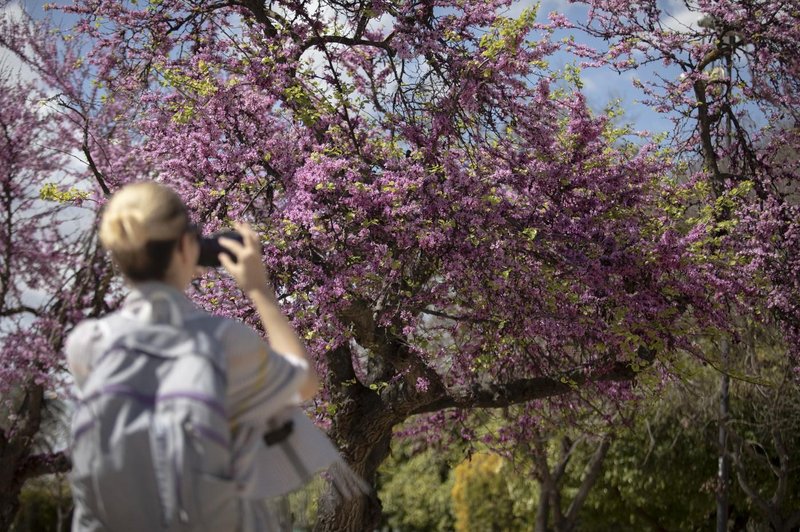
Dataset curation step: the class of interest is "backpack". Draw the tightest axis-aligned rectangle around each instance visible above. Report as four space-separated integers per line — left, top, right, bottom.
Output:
69 292 239 532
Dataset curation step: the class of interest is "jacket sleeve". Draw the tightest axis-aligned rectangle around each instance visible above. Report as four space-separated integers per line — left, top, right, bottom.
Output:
221 320 309 427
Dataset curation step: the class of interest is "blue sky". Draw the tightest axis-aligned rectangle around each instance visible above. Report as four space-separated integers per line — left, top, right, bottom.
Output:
522 0 697 137
3 0 698 138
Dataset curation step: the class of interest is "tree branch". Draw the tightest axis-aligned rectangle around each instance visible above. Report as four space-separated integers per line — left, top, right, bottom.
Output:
18 451 71 482
553 436 579 482
236 0 279 38
421 308 499 324
769 430 789 508
339 298 446 398
565 435 612 528
531 431 565 530
729 435 773 518
692 79 724 193
412 362 637 415
52 96 111 196
242 160 281 216
0 306 40 317
300 35 395 57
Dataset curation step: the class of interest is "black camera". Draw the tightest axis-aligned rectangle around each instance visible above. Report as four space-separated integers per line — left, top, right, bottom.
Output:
198 230 244 267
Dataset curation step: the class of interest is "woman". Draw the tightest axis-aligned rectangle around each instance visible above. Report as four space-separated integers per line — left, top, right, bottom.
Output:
65 181 323 531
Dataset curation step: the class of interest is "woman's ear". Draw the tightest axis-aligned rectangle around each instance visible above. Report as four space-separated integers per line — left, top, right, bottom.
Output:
183 231 201 265
169 232 201 285
172 232 194 265
178 233 198 260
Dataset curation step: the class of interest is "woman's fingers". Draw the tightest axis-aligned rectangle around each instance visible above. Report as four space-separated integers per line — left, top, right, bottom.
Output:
218 221 269 294
221 223 259 255
219 236 245 256
233 222 260 249
218 252 236 274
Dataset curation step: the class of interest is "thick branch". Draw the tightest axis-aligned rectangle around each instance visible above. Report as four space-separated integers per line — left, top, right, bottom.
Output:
19 386 44 446
0 306 40 317
553 436 579 482
300 35 395 57
421 308 498 324
531 431 564 530
692 79 724 193
535 483 549 532
81 144 111 196
696 47 725 73
339 299 446 399
18 451 71 482
236 0 279 38
412 362 636 414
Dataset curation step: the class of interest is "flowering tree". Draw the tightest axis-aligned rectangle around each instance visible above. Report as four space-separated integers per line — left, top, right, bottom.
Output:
0 68 93 528
0 1 772 530
569 1 800 526
570 0 800 356
0 9 147 528
51 1 748 529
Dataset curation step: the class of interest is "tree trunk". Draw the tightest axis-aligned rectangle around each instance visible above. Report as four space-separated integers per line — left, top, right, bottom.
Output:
534 482 550 532
0 386 44 531
313 344 400 532
717 339 731 532
313 404 395 532
563 436 612 532
315 486 384 532
0 462 24 532
0 445 72 530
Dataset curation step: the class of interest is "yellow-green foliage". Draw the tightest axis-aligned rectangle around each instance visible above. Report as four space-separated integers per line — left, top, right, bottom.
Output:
380 448 455 531
39 183 89 203
155 60 218 124
479 7 538 61
451 452 537 532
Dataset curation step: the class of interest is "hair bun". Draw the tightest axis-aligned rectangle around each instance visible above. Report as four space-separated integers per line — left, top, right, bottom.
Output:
98 181 188 280
99 210 148 251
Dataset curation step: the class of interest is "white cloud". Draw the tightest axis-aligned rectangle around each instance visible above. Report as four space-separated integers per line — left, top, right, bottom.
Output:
0 1 38 82
659 0 702 32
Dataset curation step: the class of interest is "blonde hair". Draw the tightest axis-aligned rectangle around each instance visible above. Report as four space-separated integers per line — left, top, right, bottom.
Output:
99 182 189 280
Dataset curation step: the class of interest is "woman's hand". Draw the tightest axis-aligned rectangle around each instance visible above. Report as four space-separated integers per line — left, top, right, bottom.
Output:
219 222 319 399
218 222 271 296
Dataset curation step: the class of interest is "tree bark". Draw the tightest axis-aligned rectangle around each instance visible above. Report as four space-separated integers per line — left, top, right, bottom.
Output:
0 386 44 531
730 428 800 532
313 395 396 531
0 445 25 532
564 436 612 532
313 343 400 532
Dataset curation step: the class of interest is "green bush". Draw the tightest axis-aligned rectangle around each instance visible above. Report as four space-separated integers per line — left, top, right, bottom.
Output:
379 445 456 531
12 476 72 532
451 452 537 532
